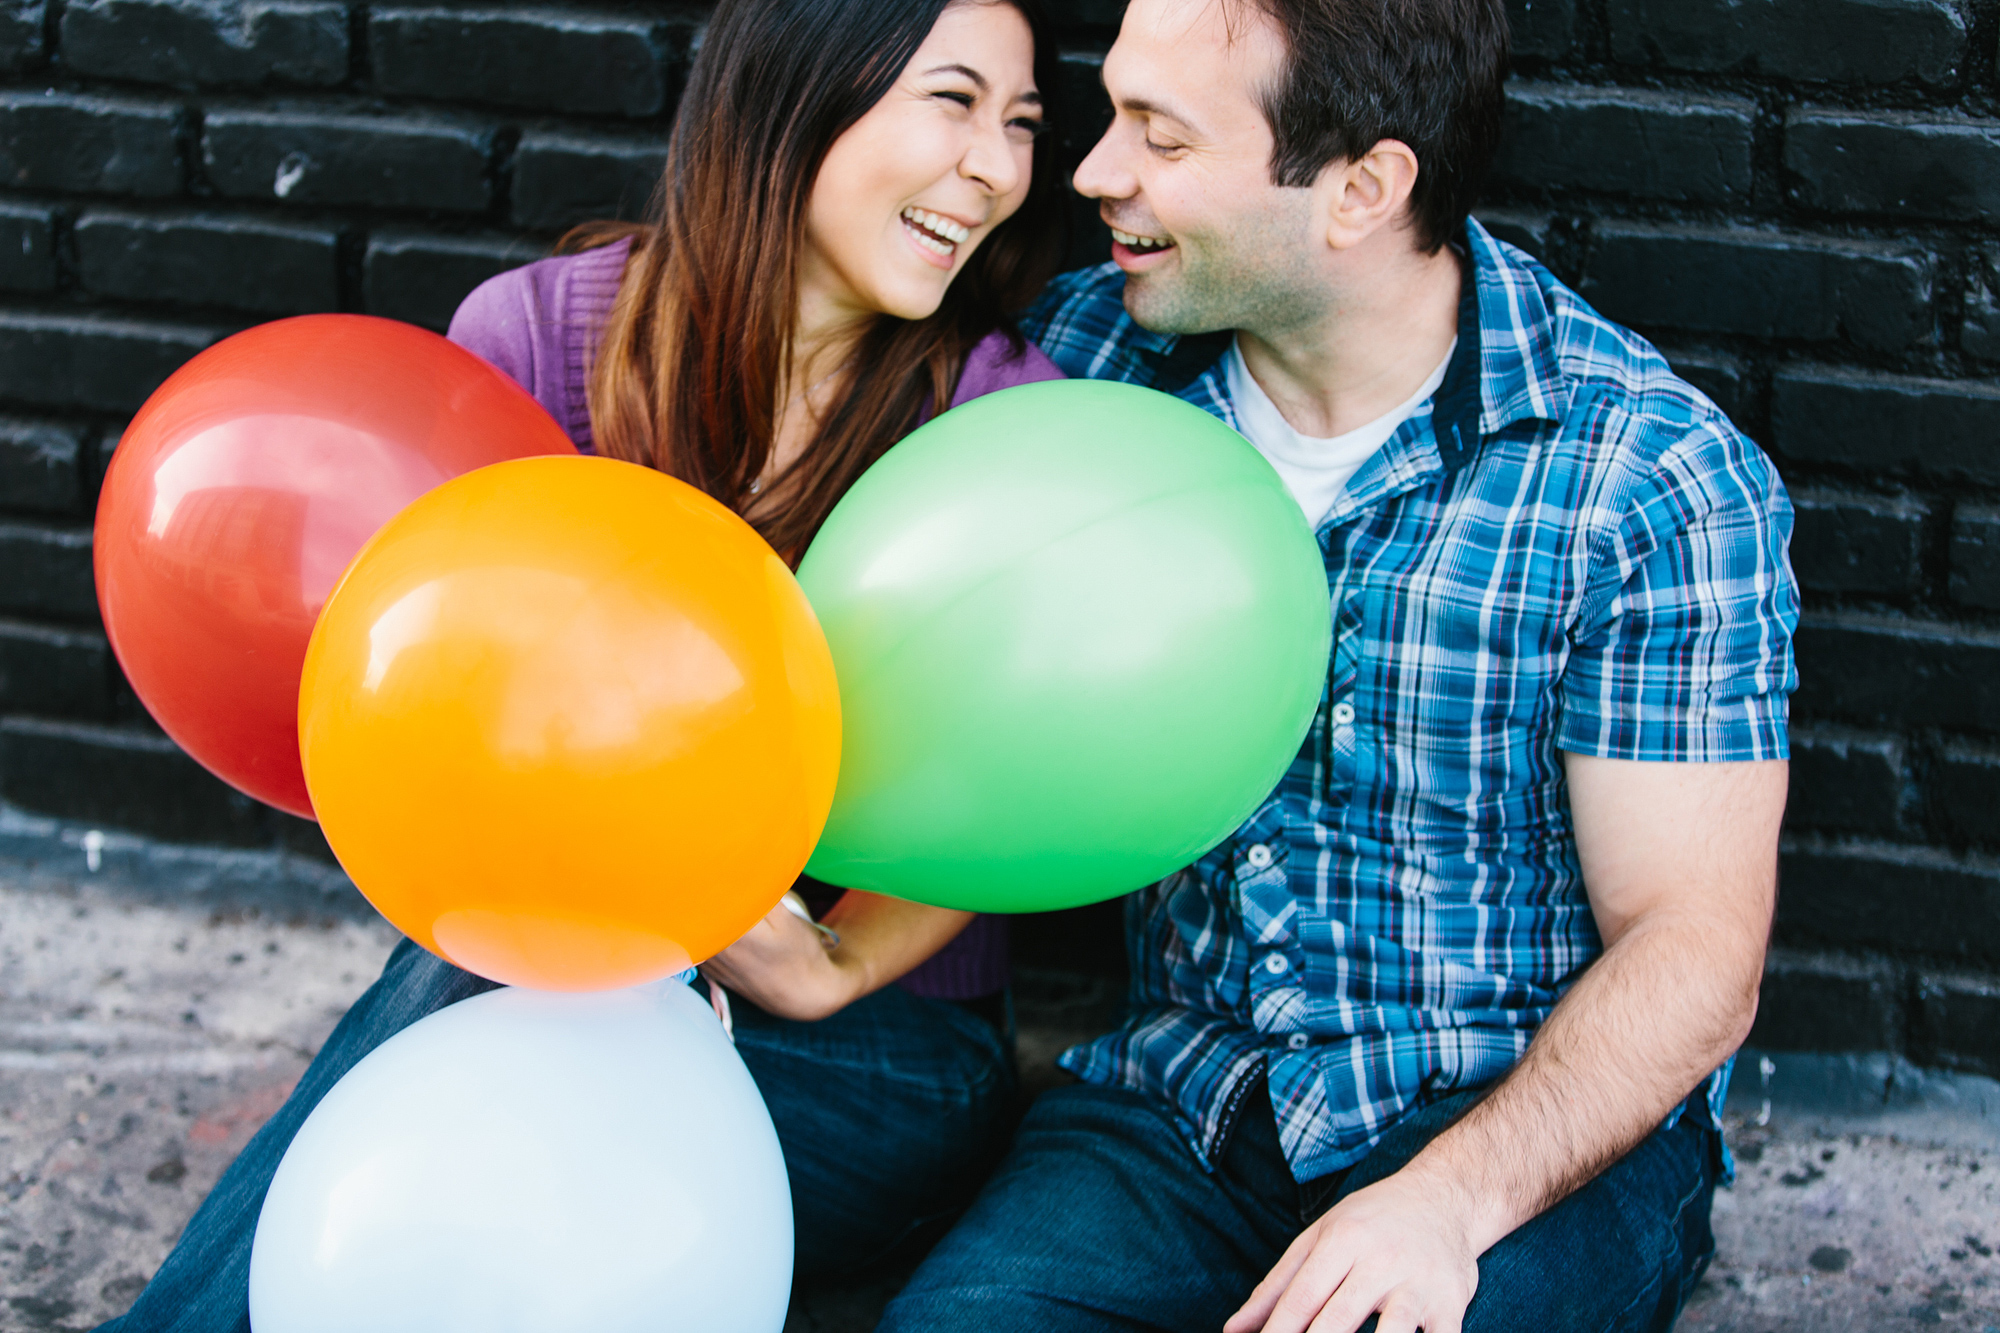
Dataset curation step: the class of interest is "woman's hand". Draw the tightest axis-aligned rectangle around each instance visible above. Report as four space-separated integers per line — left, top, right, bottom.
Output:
700 900 858 1022
700 891 976 1022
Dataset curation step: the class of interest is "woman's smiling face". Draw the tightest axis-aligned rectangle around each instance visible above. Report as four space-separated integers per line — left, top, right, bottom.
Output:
800 0 1044 325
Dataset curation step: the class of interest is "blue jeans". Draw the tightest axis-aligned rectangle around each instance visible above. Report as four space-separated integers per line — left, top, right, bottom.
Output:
880 1078 1720 1333
98 937 1015 1332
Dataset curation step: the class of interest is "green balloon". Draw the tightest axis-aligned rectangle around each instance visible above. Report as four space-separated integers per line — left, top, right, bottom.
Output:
797 379 1330 913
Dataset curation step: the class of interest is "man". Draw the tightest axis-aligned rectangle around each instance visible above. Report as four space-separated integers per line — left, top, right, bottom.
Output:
876 0 1796 1330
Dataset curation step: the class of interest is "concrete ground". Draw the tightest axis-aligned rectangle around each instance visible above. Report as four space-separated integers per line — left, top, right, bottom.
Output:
1 808 1996 1332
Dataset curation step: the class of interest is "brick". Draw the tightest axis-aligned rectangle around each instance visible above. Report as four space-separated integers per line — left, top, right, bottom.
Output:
1495 84 1753 204
75 208 339 314
1580 223 1930 353
370 7 679 117
0 0 42 73
0 717 266 845
0 618 112 717
1507 0 1575 60
1953 504 2000 610
0 416 83 514
1475 209 1553 264
1792 612 2000 734
0 92 181 197
1048 0 1123 33
1785 109 2000 222
1772 366 2000 487
363 228 539 332
1778 836 2000 967
1788 489 1925 599
0 198 55 292
1914 970 2000 1077
510 126 663 230
1055 49 1112 165
0 310 229 414
1963 251 2000 363
1661 348 1754 430
1934 740 2000 847
1788 725 1906 838
0 522 94 622
60 0 347 89
1609 0 1966 86
1749 949 1902 1052
202 108 493 213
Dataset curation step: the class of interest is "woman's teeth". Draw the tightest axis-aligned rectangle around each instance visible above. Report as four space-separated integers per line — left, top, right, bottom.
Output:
1112 228 1173 252
902 207 969 257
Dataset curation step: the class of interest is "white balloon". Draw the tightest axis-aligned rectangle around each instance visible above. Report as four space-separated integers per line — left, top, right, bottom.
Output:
249 981 792 1333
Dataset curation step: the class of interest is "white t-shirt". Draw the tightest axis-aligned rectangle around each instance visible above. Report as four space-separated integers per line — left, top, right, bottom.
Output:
1224 335 1456 530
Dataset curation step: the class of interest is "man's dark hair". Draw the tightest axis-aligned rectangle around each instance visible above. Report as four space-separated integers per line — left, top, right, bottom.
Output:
1242 0 1508 253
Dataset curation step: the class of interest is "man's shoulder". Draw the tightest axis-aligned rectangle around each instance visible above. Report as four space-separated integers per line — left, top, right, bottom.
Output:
1476 232 1776 499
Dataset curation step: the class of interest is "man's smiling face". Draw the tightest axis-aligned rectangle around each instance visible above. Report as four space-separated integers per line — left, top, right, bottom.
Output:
1073 0 1324 337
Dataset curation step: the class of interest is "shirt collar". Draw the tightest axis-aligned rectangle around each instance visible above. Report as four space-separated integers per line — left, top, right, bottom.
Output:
1131 217 1570 469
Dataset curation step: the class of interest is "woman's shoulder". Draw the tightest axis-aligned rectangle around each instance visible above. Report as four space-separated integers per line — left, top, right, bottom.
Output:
948 327 1065 410
446 239 633 449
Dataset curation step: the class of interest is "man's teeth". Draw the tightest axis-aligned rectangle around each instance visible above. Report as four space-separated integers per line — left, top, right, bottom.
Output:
902 207 969 257
1112 228 1172 252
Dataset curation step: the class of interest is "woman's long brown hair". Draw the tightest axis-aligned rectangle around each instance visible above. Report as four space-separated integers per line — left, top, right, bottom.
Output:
565 0 1067 561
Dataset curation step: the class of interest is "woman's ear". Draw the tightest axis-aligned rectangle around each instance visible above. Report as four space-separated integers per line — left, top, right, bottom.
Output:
1317 138 1422 252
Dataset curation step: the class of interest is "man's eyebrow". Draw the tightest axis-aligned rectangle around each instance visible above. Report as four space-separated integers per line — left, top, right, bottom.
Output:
1119 95 1201 131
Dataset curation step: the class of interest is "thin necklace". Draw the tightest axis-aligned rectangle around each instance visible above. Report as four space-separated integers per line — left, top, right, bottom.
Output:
753 360 849 495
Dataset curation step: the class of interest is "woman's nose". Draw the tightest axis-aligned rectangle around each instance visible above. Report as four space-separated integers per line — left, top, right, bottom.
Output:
960 119 1024 197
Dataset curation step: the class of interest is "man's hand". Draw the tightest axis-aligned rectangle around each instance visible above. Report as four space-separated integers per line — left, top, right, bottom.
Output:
1226 1166 1479 1333
1228 755 1786 1332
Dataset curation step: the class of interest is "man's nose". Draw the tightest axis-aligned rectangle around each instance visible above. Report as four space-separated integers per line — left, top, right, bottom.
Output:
1072 122 1133 201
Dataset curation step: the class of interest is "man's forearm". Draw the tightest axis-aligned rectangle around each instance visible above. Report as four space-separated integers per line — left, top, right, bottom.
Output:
1391 904 1764 1256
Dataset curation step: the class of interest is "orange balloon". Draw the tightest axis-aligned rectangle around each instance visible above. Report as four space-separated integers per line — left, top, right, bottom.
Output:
298 455 841 992
96 315 577 819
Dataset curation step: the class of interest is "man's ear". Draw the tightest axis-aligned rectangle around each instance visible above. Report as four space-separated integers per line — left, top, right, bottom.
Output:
1317 139 1421 251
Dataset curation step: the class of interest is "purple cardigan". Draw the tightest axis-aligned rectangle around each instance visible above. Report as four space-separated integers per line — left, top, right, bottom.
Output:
446 239 1063 1000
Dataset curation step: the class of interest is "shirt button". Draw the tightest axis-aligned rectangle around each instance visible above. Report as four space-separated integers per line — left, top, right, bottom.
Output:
1286 1033 1310 1051
1330 701 1356 726
1263 953 1289 975
1245 843 1274 870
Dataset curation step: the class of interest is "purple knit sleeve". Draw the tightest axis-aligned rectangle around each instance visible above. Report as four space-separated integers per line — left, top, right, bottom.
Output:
949 328 1065 408
446 240 630 452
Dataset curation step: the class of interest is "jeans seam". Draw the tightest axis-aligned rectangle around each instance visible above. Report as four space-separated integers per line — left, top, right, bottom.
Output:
1590 1131 1714 1333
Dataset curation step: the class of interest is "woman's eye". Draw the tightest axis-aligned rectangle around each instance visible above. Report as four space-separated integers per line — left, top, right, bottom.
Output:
935 90 975 108
1146 137 1183 155
1007 117 1047 139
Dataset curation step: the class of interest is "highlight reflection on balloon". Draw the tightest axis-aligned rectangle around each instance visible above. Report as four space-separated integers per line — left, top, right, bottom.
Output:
94 315 577 818
299 455 841 991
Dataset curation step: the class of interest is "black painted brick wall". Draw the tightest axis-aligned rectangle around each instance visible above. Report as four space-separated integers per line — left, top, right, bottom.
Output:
2 0 1998 1077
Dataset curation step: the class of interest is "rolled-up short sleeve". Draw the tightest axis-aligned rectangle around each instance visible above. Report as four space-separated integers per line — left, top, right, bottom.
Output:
1556 422 1799 763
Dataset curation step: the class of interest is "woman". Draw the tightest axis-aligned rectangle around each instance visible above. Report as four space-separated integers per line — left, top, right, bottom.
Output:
98 0 1065 1325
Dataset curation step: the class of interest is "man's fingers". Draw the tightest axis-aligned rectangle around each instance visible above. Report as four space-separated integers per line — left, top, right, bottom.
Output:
1224 1226 1323 1332
1419 1305 1466 1333
1326 1293 1419 1333
1257 1243 1366 1333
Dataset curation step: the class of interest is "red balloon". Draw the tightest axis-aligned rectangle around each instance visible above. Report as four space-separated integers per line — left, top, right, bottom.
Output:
95 315 578 819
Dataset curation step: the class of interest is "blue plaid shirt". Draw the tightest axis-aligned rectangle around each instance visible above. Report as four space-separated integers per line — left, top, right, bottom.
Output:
1025 220 1798 1184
